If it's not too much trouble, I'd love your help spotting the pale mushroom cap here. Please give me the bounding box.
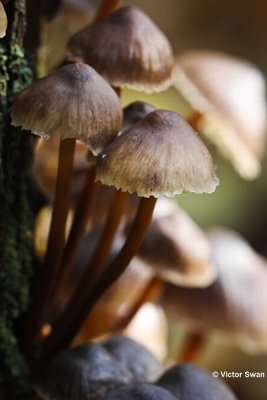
[161,229,267,353]
[11,62,122,155]
[68,5,174,92]
[174,50,267,179]
[139,205,216,287]
[0,2,7,39]
[96,110,219,198]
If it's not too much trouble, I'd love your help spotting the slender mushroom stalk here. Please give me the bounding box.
[41,109,218,361]
[111,276,162,333]
[178,331,206,363]
[48,166,99,309]
[51,102,155,313]
[94,0,122,21]
[0,1,7,38]
[41,196,156,362]
[11,62,122,361]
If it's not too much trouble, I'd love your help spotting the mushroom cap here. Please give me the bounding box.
[102,335,162,382]
[174,50,267,179]
[102,383,177,400]
[122,101,156,132]
[96,110,219,198]
[161,229,267,353]
[0,2,7,38]
[11,62,122,155]
[34,342,133,400]
[157,363,237,400]
[139,204,216,287]
[68,5,174,92]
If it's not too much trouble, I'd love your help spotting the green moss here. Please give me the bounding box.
[0,0,35,398]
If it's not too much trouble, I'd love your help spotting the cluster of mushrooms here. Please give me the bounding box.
[7,1,267,399]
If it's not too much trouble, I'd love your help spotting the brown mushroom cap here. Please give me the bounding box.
[68,5,174,92]
[139,202,216,287]
[174,50,267,179]
[0,2,7,39]
[96,110,219,198]
[161,229,267,353]
[11,62,122,155]
[122,101,156,132]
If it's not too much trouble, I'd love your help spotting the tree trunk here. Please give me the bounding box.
[0,0,35,398]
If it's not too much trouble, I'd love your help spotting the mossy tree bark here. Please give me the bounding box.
[0,1,35,398]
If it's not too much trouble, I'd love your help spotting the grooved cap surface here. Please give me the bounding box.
[96,110,219,198]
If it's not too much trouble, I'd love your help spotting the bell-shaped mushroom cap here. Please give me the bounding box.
[11,62,122,155]
[96,110,219,198]
[122,101,156,132]
[34,342,133,400]
[68,5,174,92]
[102,335,162,382]
[161,229,267,353]
[139,202,216,287]
[174,50,267,179]
[0,2,7,38]
[157,363,237,400]
[102,383,177,400]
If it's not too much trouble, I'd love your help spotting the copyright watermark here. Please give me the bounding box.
[212,371,265,379]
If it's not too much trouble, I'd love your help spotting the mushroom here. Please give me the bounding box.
[41,109,218,360]
[161,228,267,353]
[157,363,237,400]
[54,101,155,299]
[0,1,7,38]
[34,342,133,400]
[173,50,267,179]
[102,335,162,382]
[138,202,216,287]
[102,384,177,400]
[97,110,218,197]
[11,62,122,355]
[67,5,174,92]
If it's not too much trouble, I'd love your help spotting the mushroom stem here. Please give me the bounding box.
[48,166,99,312]
[41,196,156,361]
[94,0,122,21]
[112,276,163,333]
[25,138,76,360]
[186,111,203,131]
[178,331,206,363]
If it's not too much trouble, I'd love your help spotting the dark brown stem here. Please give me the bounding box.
[41,196,156,361]
[178,331,206,363]
[112,276,163,332]
[48,166,99,312]
[94,0,122,21]
[24,138,76,361]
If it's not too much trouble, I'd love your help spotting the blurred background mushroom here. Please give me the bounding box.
[0,1,7,38]
[173,50,267,180]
